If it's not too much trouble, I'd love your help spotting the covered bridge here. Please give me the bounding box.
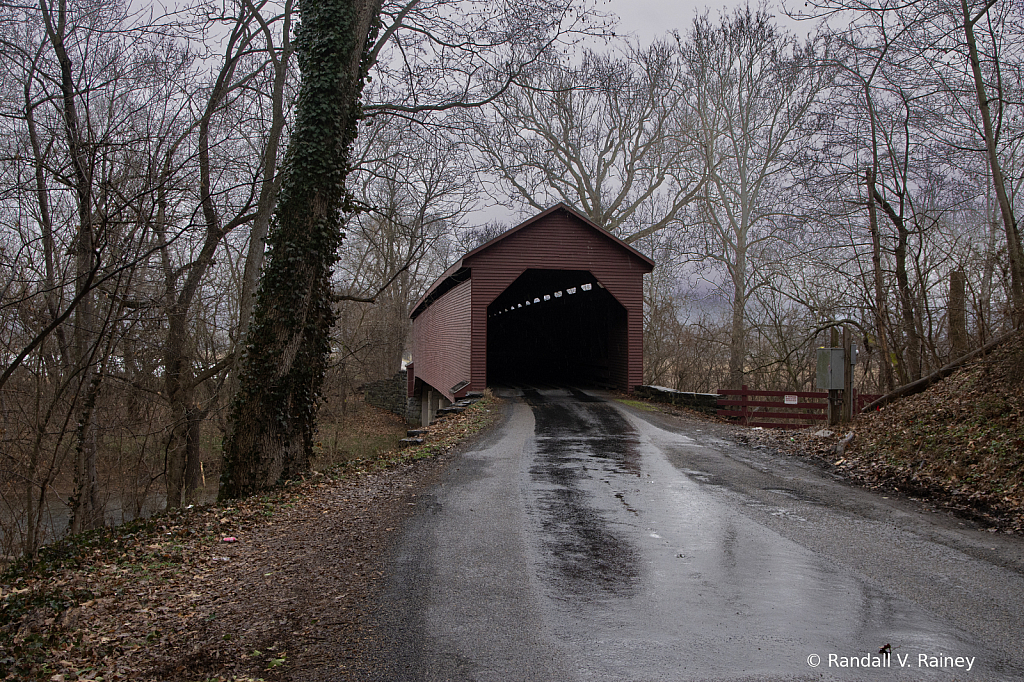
[407,203,654,422]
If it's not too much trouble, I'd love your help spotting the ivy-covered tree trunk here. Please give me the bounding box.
[220,0,382,499]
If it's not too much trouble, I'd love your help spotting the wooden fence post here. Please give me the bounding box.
[741,384,749,425]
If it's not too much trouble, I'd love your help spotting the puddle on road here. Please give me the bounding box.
[760,487,823,505]
[678,468,726,487]
[524,389,642,598]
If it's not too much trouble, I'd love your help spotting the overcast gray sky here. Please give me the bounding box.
[606,0,810,41]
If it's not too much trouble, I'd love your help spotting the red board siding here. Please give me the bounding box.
[411,278,472,402]
[464,210,649,392]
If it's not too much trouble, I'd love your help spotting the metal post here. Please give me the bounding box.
[828,328,841,426]
[842,326,853,424]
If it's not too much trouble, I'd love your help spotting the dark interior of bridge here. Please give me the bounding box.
[487,269,628,388]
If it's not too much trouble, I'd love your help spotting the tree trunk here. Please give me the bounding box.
[893,216,921,382]
[221,0,384,499]
[164,308,204,509]
[71,369,101,534]
[865,168,894,392]
[40,0,103,533]
[728,256,747,389]
[872,187,921,383]
[961,0,1024,326]
[949,269,968,358]
[231,0,293,388]
[978,207,999,343]
[160,57,228,508]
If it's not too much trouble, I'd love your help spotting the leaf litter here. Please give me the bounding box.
[748,331,1024,534]
[1,395,501,681]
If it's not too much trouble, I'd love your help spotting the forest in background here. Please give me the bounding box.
[2,0,1022,556]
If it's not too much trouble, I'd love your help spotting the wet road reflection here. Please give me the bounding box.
[517,388,1024,681]
[524,388,641,596]
[381,387,1024,681]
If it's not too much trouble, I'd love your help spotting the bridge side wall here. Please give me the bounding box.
[410,278,472,403]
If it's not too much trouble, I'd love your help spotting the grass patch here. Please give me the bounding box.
[314,397,409,468]
[328,392,502,474]
[616,398,658,412]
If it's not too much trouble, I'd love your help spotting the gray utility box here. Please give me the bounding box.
[816,348,845,390]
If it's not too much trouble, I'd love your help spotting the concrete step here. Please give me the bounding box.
[400,438,424,447]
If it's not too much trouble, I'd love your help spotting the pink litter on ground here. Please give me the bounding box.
[222,536,237,543]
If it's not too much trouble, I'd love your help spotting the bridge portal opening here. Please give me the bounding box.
[487,269,628,388]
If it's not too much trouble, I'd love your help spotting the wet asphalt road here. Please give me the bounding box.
[373,388,1024,681]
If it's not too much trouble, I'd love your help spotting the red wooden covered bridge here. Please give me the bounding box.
[407,203,654,423]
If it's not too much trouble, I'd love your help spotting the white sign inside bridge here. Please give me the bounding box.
[784,394,798,405]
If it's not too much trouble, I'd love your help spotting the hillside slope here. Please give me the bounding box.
[756,331,1024,534]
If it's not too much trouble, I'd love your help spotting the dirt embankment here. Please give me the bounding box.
[747,332,1024,534]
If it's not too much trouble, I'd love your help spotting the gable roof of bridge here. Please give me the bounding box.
[410,202,654,319]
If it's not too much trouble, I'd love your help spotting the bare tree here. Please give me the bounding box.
[0,0,195,542]
[794,0,1024,329]
[157,0,298,508]
[958,0,1024,324]
[788,0,1024,397]
[334,120,474,388]
[465,40,705,242]
[365,0,612,116]
[679,5,829,388]
[0,0,305,556]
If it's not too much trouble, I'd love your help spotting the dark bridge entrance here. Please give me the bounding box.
[487,270,627,387]
[408,203,653,423]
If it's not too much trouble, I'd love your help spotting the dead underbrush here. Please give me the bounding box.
[0,395,501,681]
[313,397,410,469]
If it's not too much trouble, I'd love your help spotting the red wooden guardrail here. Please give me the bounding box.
[717,385,881,429]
